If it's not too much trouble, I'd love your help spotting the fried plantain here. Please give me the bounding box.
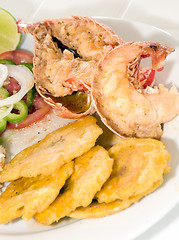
[95,138,170,203]
[0,162,74,224]
[69,197,140,219]
[35,145,113,225]
[0,116,102,182]
[69,166,166,218]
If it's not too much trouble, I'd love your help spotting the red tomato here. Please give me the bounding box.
[0,50,33,64]
[7,96,51,129]
[4,77,21,94]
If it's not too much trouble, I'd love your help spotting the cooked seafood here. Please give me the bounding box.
[95,138,170,203]
[18,16,124,118]
[0,162,74,224]
[92,41,179,138]
[35,145,113,225]
[0,116,103,182]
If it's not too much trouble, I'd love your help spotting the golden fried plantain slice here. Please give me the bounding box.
[69,198,139,219]
[69,177,164,218]
[95,138,170,203]
[0,162,74,224]
[0,116,102,182]
[35,145,113,225]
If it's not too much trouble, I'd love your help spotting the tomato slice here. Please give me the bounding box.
[7,95,51,129]
[0,50,33,64]
[0,50,50,130]
[4,77,21,94]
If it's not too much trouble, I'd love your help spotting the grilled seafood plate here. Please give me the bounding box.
[18,16,124,118]
[92,41,179,139]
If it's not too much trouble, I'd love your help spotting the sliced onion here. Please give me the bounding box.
[0,65,34,107]
[0,105,13,119]
[0,64,8,87]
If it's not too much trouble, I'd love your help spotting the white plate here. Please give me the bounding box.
[0,16,179,240]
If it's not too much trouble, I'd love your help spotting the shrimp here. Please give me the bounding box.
[92,41,178,139]
[18,16,124,118]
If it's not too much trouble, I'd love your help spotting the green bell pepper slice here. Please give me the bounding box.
[0,118,7,133]
[26,87,35,109]
[0,87,10,99]
[6,100,28,123]
[20,62,33,72]
[0,59,16,65]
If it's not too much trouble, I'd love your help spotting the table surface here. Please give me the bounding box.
[0,0,179,239]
